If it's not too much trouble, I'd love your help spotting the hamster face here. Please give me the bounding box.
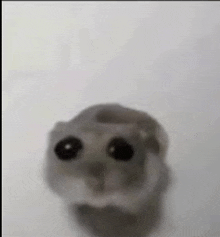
[45,104,169,213]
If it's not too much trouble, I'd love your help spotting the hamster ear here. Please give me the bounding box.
[49,122,66,138]
[145,136,160,155]
[140,126,169,159]
[155,125,169,159]
[52,121,66,132]
[140,131,160,154]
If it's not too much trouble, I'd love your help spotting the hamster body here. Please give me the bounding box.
[45,104,171,237]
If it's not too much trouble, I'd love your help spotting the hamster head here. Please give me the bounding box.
[45,104,169,213]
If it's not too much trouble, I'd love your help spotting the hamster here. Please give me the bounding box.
[45,104,171,237]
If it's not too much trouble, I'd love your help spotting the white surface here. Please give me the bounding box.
[3,2,220,237]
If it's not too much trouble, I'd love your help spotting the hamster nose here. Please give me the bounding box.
[87,162,106,178]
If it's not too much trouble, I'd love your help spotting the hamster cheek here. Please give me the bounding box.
[61,177,89,205]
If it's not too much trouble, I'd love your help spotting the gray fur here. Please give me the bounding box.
[44,104,171,237]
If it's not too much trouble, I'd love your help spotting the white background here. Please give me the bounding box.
[3,2,220,237]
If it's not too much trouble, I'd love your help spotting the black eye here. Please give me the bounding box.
[54,136,83,160]
[107,137,134,161]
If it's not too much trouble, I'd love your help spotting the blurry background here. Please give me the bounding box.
[2,2,220,237]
